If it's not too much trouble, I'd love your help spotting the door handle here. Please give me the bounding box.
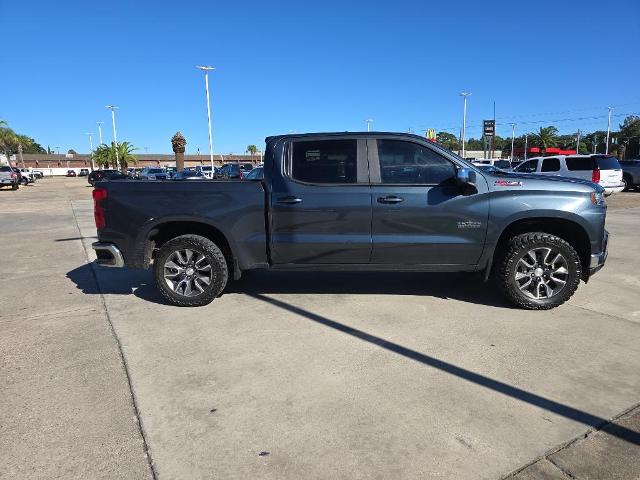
[377,195,404,204]
[276,196,302,204]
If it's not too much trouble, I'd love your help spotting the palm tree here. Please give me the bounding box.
[246,144,258,160]
[0,124,17,166]
[93,142,138,171]
[532,126,559,150]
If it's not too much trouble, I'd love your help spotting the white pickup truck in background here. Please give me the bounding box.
[0,166,19,190]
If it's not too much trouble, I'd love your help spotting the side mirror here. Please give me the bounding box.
[456,167,475,186]
[456,167,477,195]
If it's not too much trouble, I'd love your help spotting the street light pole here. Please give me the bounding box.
[105,105,119,169]
[96,122,104,145]
[509,123,517,161]
[576,129,581,154]
[460,92,471,158]
[85,133,95,170]
[365,118,373,132]
[605,106,613,154]
[196,66,216,176]
[524,134,528,161]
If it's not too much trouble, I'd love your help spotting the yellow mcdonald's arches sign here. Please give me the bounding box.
[426,129,436,141]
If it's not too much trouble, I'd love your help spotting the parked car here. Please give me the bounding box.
[165,166,177,179]
[172,170,205,180]
[14,167,34,185]
[513,154,624,195]
[32,170,44,179]
[620,159,640,191]
[88,169,124,186]
[194,165,215,179]
[244,165,264,180]
[473,159,513,170]
[79,168,90,177]
[92,132,608,310]
[140,167,167,180]
[217,163,252,179]
[66,170,77,177]
[0,165,19,190]
[19,168,37,183]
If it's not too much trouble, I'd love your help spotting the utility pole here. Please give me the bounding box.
[509,123,517,161]
[96,122,104,145]
[605,106,613,154]
[460,92,471,158]
[105,105,119,169]
[524,134,528,161]
[365,118,373,132]
[576,129,581,154]
[593,135,598,154]
[85,133,95,170]
[196,66,216,176]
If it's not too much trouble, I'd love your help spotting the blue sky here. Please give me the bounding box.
[2,0,639,154]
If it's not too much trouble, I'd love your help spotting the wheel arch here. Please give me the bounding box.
[141,218,239,280]
[486,216,591,281]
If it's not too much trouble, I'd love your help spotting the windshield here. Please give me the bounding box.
[595,155,621,170]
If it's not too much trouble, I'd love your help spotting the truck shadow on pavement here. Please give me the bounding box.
[66,263,512,308]
[65,262,640,447]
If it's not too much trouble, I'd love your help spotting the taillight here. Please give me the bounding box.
[10,172,16,179]
[92,187,107,229]
[592,168,601,183]
[239,171,245,180]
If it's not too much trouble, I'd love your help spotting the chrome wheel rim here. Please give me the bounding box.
[515,247,568,300]
[163,249,212,297]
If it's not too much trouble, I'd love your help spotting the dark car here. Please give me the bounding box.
[243,166,264,180]
[88,169,124,186]
[217,163,253,179]
[79,168,90,177]
[66,170,77,177]
[92,132,609,311]
[620,159,640,191]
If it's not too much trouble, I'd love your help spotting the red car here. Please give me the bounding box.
[66,170,77,177]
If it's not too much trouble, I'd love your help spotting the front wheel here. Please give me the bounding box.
[153,234,228,307]
[495,232,582,310]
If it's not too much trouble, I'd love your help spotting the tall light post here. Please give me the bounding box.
[365,118,373,132]
[85,133,95,170]
[509,123,517,161]
[524,134,529,161]
[196,65,216,175]
[96,122,104,145]
[605,106,613,154]
[459,92,471,158]
[105,105,119,169]
[576,129,581,153]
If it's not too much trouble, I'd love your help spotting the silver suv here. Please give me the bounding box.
[514,154,624,195]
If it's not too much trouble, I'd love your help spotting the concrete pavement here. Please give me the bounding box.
[2,177,640,479]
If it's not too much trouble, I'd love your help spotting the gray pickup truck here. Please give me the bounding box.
[92,132,608,310]
[0,166,19,190]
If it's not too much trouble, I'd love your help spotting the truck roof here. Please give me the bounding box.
[266,131,430,142]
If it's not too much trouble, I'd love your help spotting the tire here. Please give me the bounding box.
[21,177,28,186]
[153,234,228,307]
[622,175,631,192]
[495,232,582,310]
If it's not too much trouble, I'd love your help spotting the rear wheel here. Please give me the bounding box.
[622,175,631,191]
[153,234,228,307]
[21,177,28,186]
[495,232,582,310]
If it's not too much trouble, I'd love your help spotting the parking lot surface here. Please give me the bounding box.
[2,178,640,479]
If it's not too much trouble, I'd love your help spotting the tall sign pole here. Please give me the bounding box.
[196,66,216,176]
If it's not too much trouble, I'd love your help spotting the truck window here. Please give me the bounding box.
[376,140,455,184]
[541,158,560,172]
[291,140,357,184]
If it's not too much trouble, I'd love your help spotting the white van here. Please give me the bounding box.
[513,154,624,195]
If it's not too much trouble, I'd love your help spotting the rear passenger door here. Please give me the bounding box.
[269,137,372,264]
[368,137,489,265]
[540,157,561,176]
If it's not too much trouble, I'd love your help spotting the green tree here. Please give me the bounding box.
[436,131,459,151]
[92,141,138,171]
[0,125,17,165]
[246,144,258,158]
[531,126,559,150]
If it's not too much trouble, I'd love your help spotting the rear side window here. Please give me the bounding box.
[595,156,621,170]
[541,158,560,172]
[377,139,455,184]
[292,140,357,184]
[0,166,11,172]
[565,157,594,171]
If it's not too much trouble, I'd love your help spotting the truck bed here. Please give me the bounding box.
[96,180,268,270]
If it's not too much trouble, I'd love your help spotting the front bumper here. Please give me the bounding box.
[92,242,125,267]
[589,229,608,275]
